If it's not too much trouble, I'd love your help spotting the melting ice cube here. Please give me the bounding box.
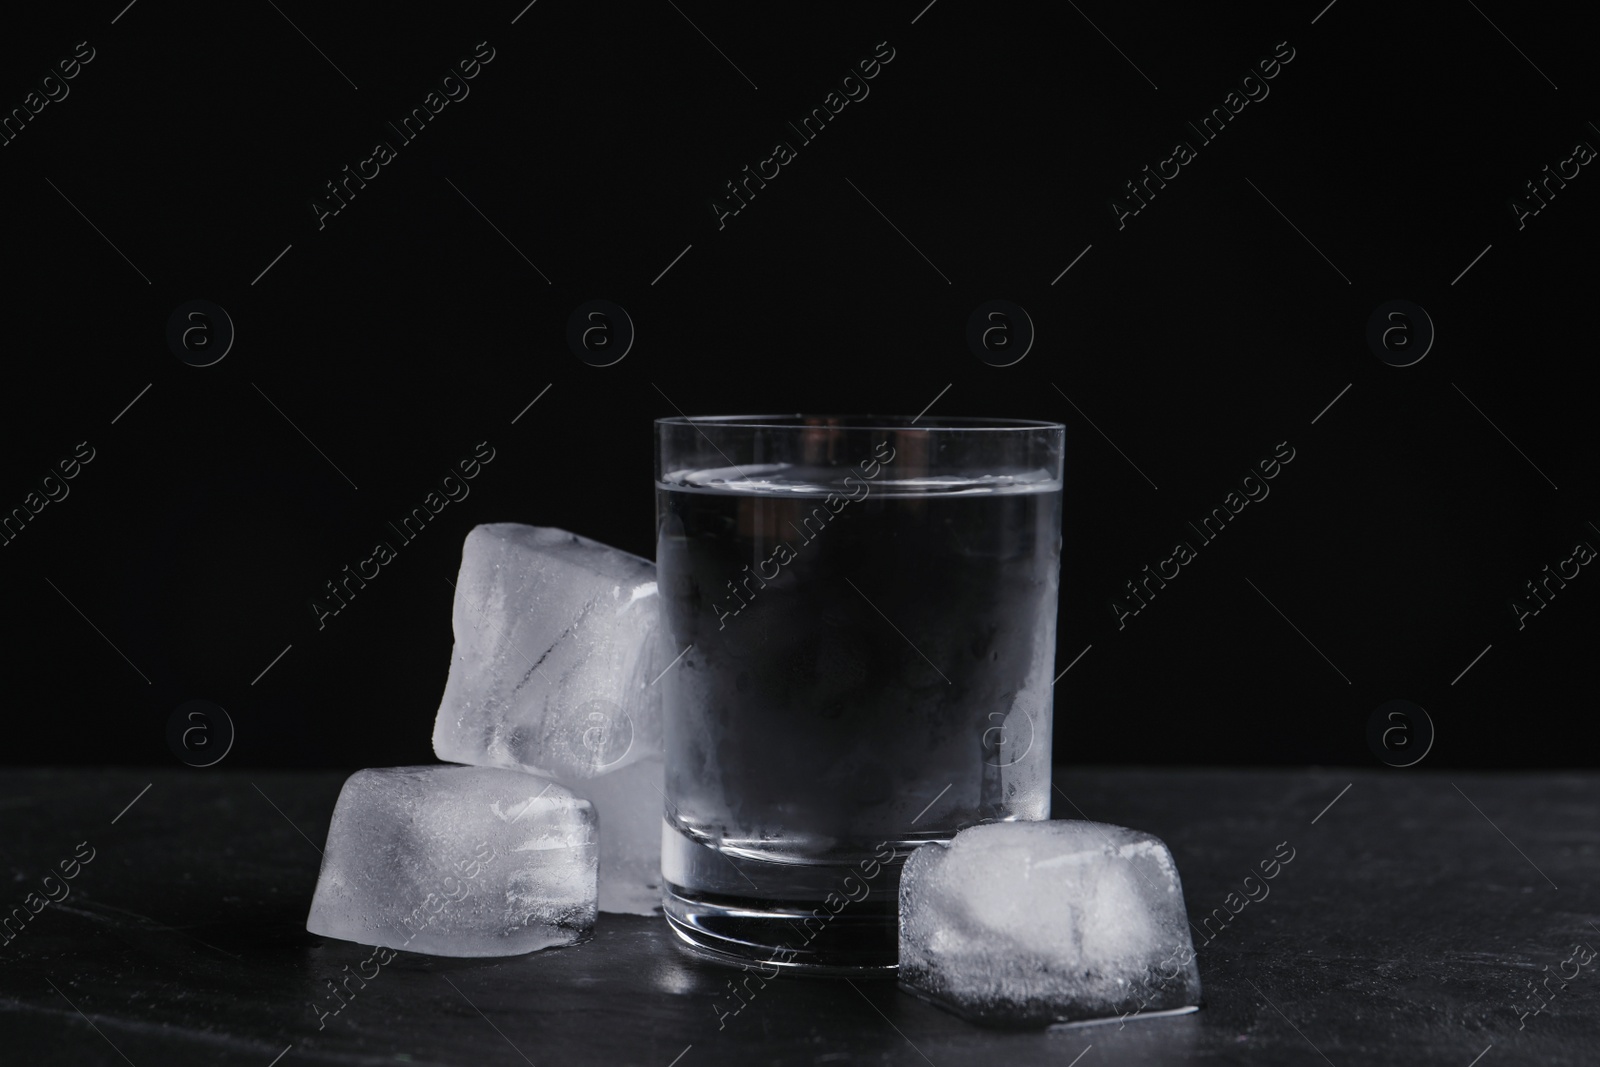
[432,524,665,781]
[306,765,596,957]
[898,820,1202,1026]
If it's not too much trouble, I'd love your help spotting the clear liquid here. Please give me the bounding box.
[655,464,1061,968]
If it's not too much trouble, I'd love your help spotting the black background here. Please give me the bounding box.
[1,0,1594,769]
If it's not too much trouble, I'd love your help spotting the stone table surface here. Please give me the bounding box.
[0,767,1596,1066]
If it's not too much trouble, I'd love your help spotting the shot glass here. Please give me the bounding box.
[655,415,1064,972]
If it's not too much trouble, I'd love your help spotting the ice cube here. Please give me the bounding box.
[564,757,664,915]
[306,765,596,957]
[898,820,1202,1027]
[432,524,665,781]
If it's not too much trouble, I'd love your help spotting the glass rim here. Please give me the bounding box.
[654,414,1064,432]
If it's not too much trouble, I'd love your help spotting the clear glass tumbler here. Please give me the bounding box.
[655,415,1064,972]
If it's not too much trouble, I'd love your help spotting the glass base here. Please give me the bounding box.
[660,822,907,974]
[663,887,899,974]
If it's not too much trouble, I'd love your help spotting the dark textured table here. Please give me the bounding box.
[1,767,1595,1065]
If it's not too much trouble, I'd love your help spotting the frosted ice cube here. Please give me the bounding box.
[433,524,665,781]
[564,757,664,915]
[898,820,1201,1027]
[306,765,596,957]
